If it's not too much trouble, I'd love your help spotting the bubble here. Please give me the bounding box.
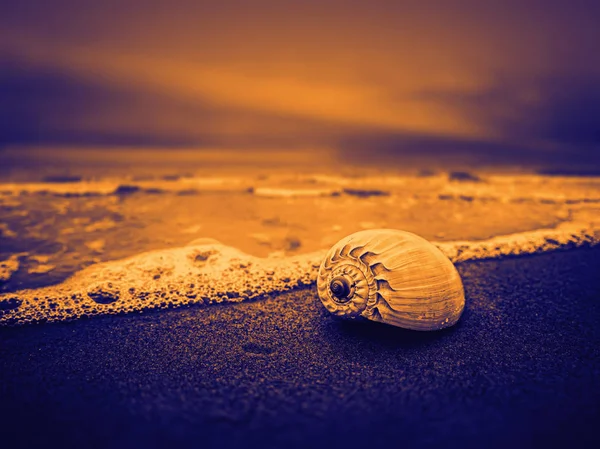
[87,282,120,304]
[0,297,21,311]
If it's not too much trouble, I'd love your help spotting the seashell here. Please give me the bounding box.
[317,229,465,331]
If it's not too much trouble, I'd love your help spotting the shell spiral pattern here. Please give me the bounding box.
[317,229,465,331]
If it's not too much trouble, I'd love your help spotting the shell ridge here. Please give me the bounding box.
[369,262,392,277]
[349,245,366,260]
[366,295,423,329]
[373,296,458,330]
[359,251,386,266]
[339,243,354,258]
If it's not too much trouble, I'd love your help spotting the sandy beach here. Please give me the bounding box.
[3,2,600,447]
[2,248,600,448]
[1,152,599,449]
[2,167,600,449]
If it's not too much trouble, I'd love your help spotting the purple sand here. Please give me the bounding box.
[1,248,600,448]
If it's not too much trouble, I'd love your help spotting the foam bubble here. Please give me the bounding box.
[436,214,600,263]
[0,242,323,326]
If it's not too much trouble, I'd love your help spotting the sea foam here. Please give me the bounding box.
[1,209,598,326]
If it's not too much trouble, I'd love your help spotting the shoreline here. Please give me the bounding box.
[1,215,599,326]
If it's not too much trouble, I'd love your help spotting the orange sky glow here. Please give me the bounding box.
[1,0,599,169]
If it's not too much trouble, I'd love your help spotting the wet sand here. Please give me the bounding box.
[3,172,594,287]
[2,248,600,449]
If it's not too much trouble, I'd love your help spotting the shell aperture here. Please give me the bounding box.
[317,229,465,331]
[329,276,353,302]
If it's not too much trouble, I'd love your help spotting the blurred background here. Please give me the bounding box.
[1,0,599,176]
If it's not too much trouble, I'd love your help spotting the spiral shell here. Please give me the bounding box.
[317,229,465,331]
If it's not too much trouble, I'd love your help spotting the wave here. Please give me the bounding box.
[0,177,254,196]
[1,212,598,326]
[1,174,600,206]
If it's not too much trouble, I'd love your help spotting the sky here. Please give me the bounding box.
[1,0,599,170]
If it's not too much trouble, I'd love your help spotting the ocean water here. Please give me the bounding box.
[1,148,599,325]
